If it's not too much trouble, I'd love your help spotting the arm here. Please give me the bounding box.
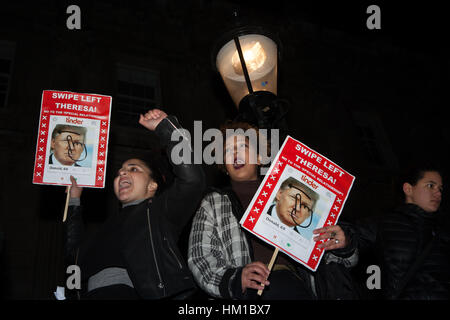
[350,217,379,254]
[313,216,381,267]
[313,222,359,268]
[188,197,235,298]
[378,215,418,299]
[188,195,269,299]
[140,110,206,234]
[63,176,84,265]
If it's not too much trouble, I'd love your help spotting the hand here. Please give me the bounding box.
[313,225,347,251]
[241,261,270,293]
[67,175,83,199]
[139,109,168,131]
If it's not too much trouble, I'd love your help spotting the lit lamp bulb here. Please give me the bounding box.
[231,41,267,75]
[215,34,278,107]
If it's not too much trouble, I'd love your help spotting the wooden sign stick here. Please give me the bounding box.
[63,186,71,222]
[257,247,279,296]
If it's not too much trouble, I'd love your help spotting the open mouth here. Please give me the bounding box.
[119,179,131,192]
[233,158,245,170]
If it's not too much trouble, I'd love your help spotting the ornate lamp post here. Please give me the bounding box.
[213,18,288,132]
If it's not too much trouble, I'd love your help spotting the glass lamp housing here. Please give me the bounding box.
[216,34,278,108]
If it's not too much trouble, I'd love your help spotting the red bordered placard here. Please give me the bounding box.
[32,90,112,188]
[240,136,355,271]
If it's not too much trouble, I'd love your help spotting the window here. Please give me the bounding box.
[115,64,162,127]
[351,110,397,169]
[0,41,15,109]
[356,123,384,166]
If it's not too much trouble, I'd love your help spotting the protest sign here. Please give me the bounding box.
[240,136,355,271]
[32,90,112,188]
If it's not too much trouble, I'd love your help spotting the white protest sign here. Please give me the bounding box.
[240,136,355,271]
[33,90,112,188]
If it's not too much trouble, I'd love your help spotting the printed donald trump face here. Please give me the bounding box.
[275,177,319,228]
[50,125,86,166]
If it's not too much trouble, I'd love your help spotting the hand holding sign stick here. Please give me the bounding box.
[63,176,82,222]
[63,185,71,222]
[257,247,279,296]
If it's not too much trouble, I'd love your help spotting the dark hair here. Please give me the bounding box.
[400,162,443,187]
[139,157,167,196]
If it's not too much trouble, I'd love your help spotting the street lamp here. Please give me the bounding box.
[213,21,288,131]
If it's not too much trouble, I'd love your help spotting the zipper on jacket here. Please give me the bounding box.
[75,248,81,300]
[164,237,183,269]
[146,208,165,292]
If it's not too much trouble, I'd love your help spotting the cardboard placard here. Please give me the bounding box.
[32,90,112,188]
[240,136,355,271]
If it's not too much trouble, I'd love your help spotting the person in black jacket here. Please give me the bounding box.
[352,164,450,299]
[64,109,206,299]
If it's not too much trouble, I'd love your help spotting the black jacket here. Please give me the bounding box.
[352,204,450,299]
[64,116,206,299]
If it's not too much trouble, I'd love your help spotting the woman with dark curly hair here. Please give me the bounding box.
[188,121,356,300]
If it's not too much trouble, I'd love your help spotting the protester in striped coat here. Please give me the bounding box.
[188,121,359,300]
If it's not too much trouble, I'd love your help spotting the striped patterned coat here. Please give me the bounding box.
[188,189,359,299]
